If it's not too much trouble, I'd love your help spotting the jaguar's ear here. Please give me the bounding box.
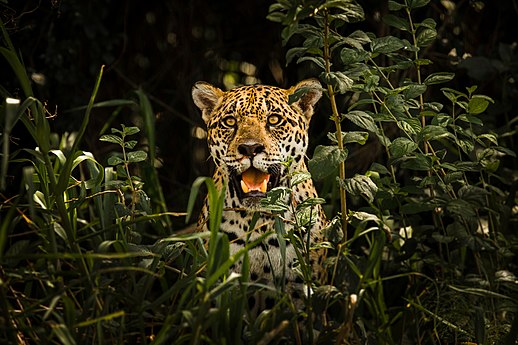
[287,78,322,120]
[192,81,224,124]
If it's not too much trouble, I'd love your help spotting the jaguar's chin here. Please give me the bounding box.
[230,164,281,201]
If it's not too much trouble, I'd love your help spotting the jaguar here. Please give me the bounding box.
[192,78,326,309]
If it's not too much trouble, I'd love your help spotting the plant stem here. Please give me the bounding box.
[323,10,348,239]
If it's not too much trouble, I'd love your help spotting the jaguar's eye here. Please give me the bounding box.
[221,116,237,128]
[267,114,283,126]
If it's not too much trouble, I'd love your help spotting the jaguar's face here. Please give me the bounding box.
[192,79,322,207]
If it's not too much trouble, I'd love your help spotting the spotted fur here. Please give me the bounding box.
[192,79,326,307]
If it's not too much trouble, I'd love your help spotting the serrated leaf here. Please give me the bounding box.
[127,151,147,163]
[390,137,418,158]
[343,110,377,132]
[345,174,378,203]
[308,145,347,180]
[424,72,455,85]
[100,134,123,146]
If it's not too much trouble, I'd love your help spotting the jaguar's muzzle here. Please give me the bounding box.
[231,164,281,200]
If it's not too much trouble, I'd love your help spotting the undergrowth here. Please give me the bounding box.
[1,1,517,344]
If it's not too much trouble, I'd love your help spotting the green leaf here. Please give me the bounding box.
[418,18,437,29]
[402,83,427,99]
[107,156,125,166]
[286,47,307,64]
[343,110,377,133]
[390,137,418,158]
[328,131,368,145]
[468,96,492,114]
[123,126,140,136]
[371,36,406,53]
[308,145,347,180]
[383,14,410,31]
[418,125,454,143]
[424,72,455,85]
[124,140,137,149]
[408,0,430,9]
[100,134,123,146]
[325,71,353,93]
[127,150,147,163]
[343,131,369,145]
[400,153,432,171]
[458,185,490,207]
[345,174,378,203]
[291,171,311,186]
[397,118,421,135]
[416,28,437,47]
[447,199,477,218]
[400,202,434,214]
[344,30,372,49]
[340,47,370,65]
[388,1,406,11]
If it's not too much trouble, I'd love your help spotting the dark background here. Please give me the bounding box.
[2,0,517,226]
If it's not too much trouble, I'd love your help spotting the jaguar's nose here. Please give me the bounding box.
[238,143,265,157]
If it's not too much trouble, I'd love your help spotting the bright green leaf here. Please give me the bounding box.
[468,96,492,114]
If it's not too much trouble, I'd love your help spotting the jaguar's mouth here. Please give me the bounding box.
[231,165,281,199]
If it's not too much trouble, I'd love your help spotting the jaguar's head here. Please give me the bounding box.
[192,79,322,207]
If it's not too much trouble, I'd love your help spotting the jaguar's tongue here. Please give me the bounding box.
[240,168,270,194]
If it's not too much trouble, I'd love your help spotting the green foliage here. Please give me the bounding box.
[267,0,516,343]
